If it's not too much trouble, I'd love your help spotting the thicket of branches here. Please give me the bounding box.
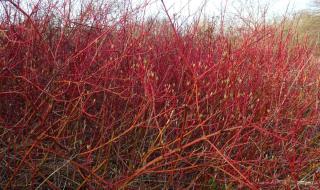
[0,0,319,189]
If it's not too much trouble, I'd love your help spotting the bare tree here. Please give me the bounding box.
[312,0,320,12]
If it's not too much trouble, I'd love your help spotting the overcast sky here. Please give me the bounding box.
[139,0,312,19]
[267,0,311,14]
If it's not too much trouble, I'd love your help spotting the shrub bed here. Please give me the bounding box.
[0,1,319,189]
